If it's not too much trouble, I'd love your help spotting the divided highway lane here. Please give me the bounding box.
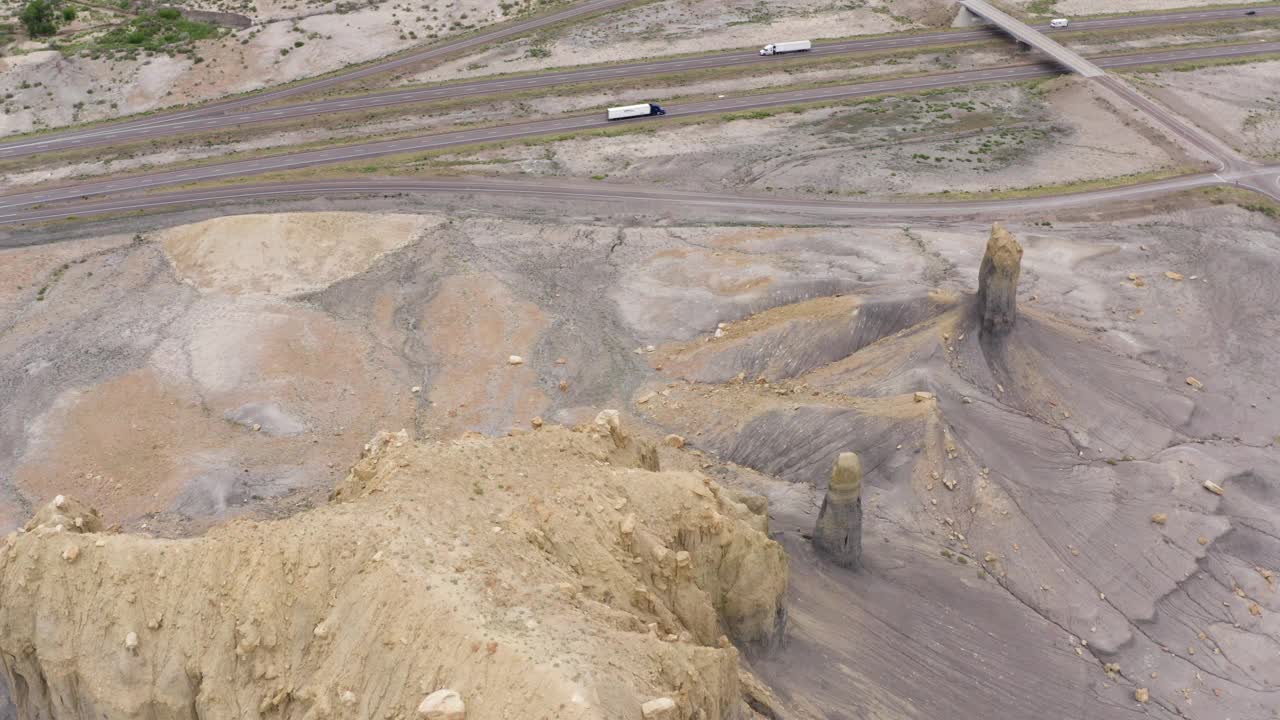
[3,41,1278,217]
[3,167,1276,229]
[2,4,1277,160]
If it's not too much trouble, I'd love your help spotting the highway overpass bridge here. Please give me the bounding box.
[958,0,1106,77]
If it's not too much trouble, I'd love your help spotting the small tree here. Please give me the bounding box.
[19,0,58,37]
[61,6,77,22]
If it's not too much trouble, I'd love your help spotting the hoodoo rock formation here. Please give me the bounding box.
[812,452,863,569]
[975,222,1024,337]
[0,422,788,720]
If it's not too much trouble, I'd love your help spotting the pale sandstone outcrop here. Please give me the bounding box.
[976,222,1024,337]
[813,452,863,570]
[0,423,787,720]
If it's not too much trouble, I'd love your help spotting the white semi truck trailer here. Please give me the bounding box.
[759,40,811,56]
[606,103,667,120]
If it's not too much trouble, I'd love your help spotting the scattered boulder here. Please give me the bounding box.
[664,434,686,449]
[976,222,1023,337]
[417,689,465,719]
[1165,271,1185,281]
[1134,688,1149,703]
[507,355,524,365]
[595,409,626,447]
[530,417,544,429]
[1151,513,1168,525]
[1203,480,1225,496]
[24,494,104,534]
[641,697,677,719]
[813,452,864,570]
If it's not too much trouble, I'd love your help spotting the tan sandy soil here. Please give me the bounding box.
[2,213,483,531]
[1132,59,1280,161]
[0,496,16,539]
[421,273,552,436]
[437,77,1185,196]
[157,211,437,295]
[14,295,419,528]
[406,0,945,84]
[0,231,131,319]
[15,368,234,523]
[609,225,930,340]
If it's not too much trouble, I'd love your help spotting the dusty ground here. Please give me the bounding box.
[0,213,441,535]
[427,77,1190,196]
[0,0,514,134]
[158,211,432,294]
[1132,59,1280,162]
[2,189,1279,719]
[405,0,951,84]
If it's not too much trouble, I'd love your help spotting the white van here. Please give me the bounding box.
[1049,18,1069,28]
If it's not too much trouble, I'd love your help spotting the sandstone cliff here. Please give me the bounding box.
[0,423,788,720]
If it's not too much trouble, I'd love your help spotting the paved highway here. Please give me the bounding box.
[2,40,1276,219]
[2,166,1277,230]
[1,5,1276,160]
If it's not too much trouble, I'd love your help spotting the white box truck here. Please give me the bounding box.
[1049,18,1069,28]
[759,40,811,56]
[606,103,667,121]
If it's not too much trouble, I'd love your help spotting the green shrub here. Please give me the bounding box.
[90,10,222,55]
[19,0,58,37]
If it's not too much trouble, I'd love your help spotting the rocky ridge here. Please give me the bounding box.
[0,420,788,720]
